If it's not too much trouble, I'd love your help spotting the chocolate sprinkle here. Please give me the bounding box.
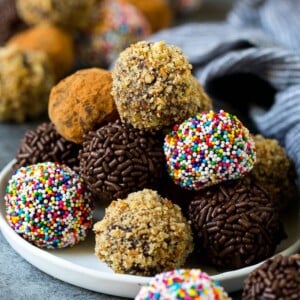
[188,177,286,269]
[79,120,165,201]
[242,254,300,299]
[14,122,81,170]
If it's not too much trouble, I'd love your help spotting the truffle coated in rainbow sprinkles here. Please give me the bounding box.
[135,269,230,300]
[5,162,94,249]
[164,110,256,190]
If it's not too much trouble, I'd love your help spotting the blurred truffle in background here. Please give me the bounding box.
[16,0,96,30]
[75,0,151,69]
[126,0,173,32]
[0,46,55,123]
[0,0,27,45]
[7,24,75,79]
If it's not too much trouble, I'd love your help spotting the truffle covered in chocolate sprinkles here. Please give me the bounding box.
[242,254,300,300]
[188,177,286,269]
[14,122,81,170]
[79,120,165,202]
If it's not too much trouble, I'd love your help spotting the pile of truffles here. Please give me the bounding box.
[4,40,298,293]
[0,0,177,123]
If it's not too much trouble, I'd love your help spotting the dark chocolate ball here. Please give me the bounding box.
[242,254,300,300]
[188,177,286,269]
[14,122,81,170]
[79,120,165,202]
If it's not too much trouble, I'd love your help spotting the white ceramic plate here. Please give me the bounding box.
[0,160,300,298]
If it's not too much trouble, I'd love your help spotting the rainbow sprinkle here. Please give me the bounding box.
[164,110,256,190]
[135,269,230,299]
[5,162,94,249]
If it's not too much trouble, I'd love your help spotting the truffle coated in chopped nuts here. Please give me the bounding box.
[188,177,286,269]
[0,46,55,122]
[250,134,298,211]
[242,254,300,300]
[94,189,194,276]
[111,40,212,130]
[48,68,118,144]
[16,0,96,30]
[7,24,75,79]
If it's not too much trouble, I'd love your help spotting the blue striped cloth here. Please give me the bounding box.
[149,0,300,184]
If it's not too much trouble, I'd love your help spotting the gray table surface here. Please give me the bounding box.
[0,1,241,299]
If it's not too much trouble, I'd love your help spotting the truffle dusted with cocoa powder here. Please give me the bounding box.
[111,40,212,130]
[14,122,81,171]
[242,254,300,300]
[79,120,165,202]
[188,177,286,269]
[94,189,194,275]
[49,68,118,144]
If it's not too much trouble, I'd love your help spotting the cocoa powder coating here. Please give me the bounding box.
[49,68,118,144]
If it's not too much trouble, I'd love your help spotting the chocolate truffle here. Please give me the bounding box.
[7,24,75,79]
[48,68,118,144]
[0,46,55,122]
[14,122,81,171]
[0,0,27,45]
[5,162,94,249]
[79,120,165,202]
[94,189,193,275]
[75,0,151,69]
[126,0,173,32]
[164,110,256,190]
[111,40,212,130]
[251,134,298,211]
[16,0,96,30]
[242,254,300,300]
[136,269,230,300]
[188,177,286,269]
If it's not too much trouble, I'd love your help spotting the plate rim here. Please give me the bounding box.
[1,159,300,297]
